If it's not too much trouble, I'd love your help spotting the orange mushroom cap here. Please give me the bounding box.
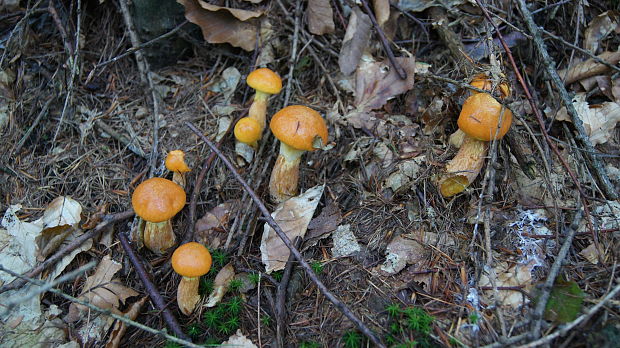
[131,178,186,223]
[165,150,191,173]
[470,73,511,99]
[171,242,212,278]
[234,117,262,144]
[247,68,282,95]
[457,93,512,141]
[270,105,328,151]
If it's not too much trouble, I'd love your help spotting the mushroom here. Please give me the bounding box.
[268,105,328,203]
[165,150,191,188]
[171,242,212,315]
[439,92,512,197]
[245,68,282,132]
[131,177,186,253]
[233,117,262,148]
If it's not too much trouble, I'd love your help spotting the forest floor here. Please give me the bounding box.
[1,0,620,347]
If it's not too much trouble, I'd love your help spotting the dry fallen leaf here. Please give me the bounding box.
[479,261,533,308]
[261,185,324,273]
[35,196,82,261]
[206,263,236,307]
[303,202,342,251]
[66,255,138,322]
[579,243,603,265]
[372,0,390,27]
[105,296,148,348]
[558,51,620,85]
[338,7,372,75]
[307,0,335,35]
[222,329,258,347]
[379,232,453,275]
[331,224,360,258]
[555,93,620,145]
[343,56,418,134]
[584,11,619,53]
[177,0,260,51]
[196,201,236,249]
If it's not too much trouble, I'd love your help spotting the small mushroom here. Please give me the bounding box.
[131,178,186,253]
[165,150,191,188]
[268,105,328,203]
[439,92,512,197]
[233,117,262,148]
[244,68,282,132]
[171,242,212,315]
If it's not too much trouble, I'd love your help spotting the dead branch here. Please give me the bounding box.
[117,231,190,341]
[514,0,618,200]
[0,210,134,294]
[186,121,386,348]
[0,264,202,348]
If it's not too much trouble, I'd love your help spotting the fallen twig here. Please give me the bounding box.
[0,261,96,317]
[117,231,190,341]
[0,210,134,294]
[118,0,160,176]
[359,0,407,79]
[186,122,385,347]
[514,0,617,200]
[0,265,202,348]
[516,277,620,348]
[275,237,302,348]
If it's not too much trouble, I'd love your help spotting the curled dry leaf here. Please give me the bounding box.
[584,11,620,53]
[343,56,419,134]
[260,185,324,273]
[105,296,148,348]
[307,0,335,35]
[66,255,138,322]
[555,93,620,145]
[338,7,372,75]
[558,51,620,85]
[378,232,454,275]
[206,263,235,307]
[35,196,82,261]
[195,201,235,249]
[177,0,261,51]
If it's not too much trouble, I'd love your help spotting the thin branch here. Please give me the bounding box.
[0,265,202,348]
[96,20,189,69]
[185,122,385,347]
[283,0,302,106]
[359,0,407,79]
[275,237,302,348]
[516,278,620,348]
[0,210,134,294]
[514,0,617,200]
[0,261,96,316]
[118,0,160,175]
[117,231,190,341]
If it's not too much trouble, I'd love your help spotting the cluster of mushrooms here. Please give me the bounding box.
[438,73,512,197]
[129,67,330,316]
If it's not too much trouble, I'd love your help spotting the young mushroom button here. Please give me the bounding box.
[131,177,186,253]
[171,242,212,316]
[268,105,328,203]
[245,68,282,132]
[165,150,191,188]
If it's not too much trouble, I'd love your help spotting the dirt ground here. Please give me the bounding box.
[1,0,620,347]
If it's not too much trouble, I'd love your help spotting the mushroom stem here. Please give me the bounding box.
[248,91,269,130]
[439,134,488,197]
[269,142,304,203]
[177,276,200,316]
[143,220,176,254]
[171,172,186,189]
